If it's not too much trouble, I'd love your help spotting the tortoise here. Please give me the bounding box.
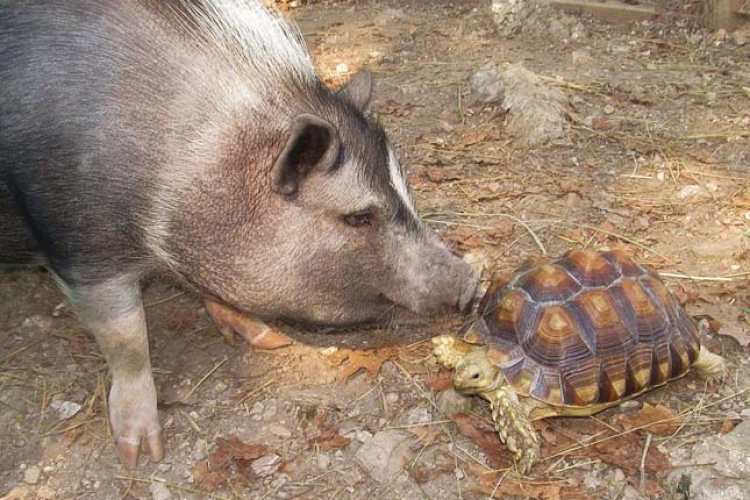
[432,249,726,474]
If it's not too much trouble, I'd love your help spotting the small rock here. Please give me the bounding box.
[614,468,625,482]
[356,429,373,443]
[470,63,505,103]
[355,430,412,483]
[0,486,33,500]
[439,120,455,133]
[268,425,292,438]
[335,63,349,74]
[149,482,172,500]
[692,235,746,260]
[405,406,431,426]
[23,466,41,485]
[676,185,705,200]
[35,485,56,500]
[317,453,331,469]
[603,104,615,115]
[252,454,282,477]
[571,50,592,65]
[583,471,601,489]
[436,389,474,415]
[50,400,82,421]
[732,31,747,46]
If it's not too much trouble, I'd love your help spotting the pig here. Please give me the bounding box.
[0,0,478,466]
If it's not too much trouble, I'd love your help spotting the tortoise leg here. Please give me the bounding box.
[486,386,541,475]
[692,345,726,380]
[431,335,479,369]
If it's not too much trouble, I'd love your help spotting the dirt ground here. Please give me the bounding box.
[1,0,749,499]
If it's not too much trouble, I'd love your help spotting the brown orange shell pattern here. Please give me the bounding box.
[475,250,701,407]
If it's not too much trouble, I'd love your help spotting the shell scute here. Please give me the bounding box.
[558,250,620,287]
[601,249,644,277]
[517,264,582,303]
[524,306,592,366]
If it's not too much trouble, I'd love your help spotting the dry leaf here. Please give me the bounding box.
[428,371,453,391]
[191,435,267,491]
[408,425,442,449]
[411,462,455,484]
[424,166,463,183]
[305,411,351,451]
[613,402,679,436]
[589,434,670,475]
[468,463,563,500]
[334,347,401,381]
[447,413,509,468]
[720,418,740,434]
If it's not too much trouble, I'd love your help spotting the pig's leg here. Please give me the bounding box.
[66,279,163,467]
[205,299,292,350]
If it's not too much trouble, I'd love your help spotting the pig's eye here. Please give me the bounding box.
[344,210,373,228]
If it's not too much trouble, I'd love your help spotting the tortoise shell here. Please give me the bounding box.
[469,249,701,408]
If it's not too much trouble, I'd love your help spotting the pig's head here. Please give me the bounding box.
[160,71,478,327]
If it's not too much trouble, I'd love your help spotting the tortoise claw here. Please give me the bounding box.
[432,335,475,369]
[488,386,541,476]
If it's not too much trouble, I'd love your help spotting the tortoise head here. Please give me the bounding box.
[454,350,502,394]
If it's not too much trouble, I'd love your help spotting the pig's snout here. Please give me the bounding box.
[451,257,481,313]
[396,248,480,317]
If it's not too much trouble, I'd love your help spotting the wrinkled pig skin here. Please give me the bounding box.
[0,0,478,466]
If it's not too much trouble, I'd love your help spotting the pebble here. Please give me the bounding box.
[51,400,82,421]
[603,104,615,115]
[36,485,56,500]
[23,465,41,485]
[405,406,431,426]
[614,469,625,482]
[149,482,172,500]
[268,425,292,438]
[252,454,282,477]
[335,63,349,74]
[676,185,705,200]
[356,429,373,443]
[41,466,55,474]
[317,453,331,469]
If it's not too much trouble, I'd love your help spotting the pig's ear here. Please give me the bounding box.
[271,114,341,196]
[337,70,373,112]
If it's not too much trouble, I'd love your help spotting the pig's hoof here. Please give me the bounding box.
[205,299,292,350]
[116,427,164,468]
[110,376,163,467]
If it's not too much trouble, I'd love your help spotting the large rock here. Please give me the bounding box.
[354,430,412,484]
[501,64,568,147]
[668,420,750,500]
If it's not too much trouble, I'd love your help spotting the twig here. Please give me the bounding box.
[114,476,231,500]
[143,291,186,308]
[639,433,653,495]
[186,356,228,398]
[658,272,747,282]
[487,470,509,500]
[0,339,45,365]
